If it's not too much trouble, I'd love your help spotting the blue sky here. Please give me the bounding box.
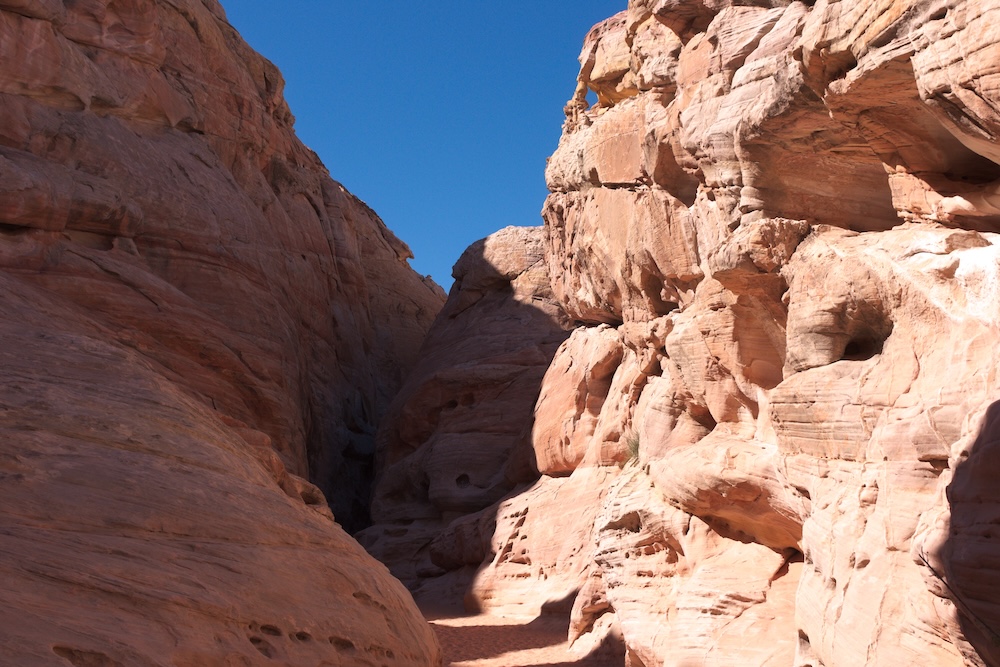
[223,2,622,289]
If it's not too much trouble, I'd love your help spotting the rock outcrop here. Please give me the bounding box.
[0,0,443,664]
[358,226,574,599]
[368,1,1000,665]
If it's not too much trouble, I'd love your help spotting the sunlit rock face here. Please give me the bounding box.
[0,0,445,664]
[370,1,1000,665]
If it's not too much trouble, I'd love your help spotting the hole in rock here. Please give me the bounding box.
[259,625,282,637]
[249,637,273,658]
[52,646,124,667]
[175,117,205,134]
[842,335,883,361]
[455,473,471,488]
[610,511,642,533]
[299,486,324,506]
[330,637,356,652]
[293,631,311,642]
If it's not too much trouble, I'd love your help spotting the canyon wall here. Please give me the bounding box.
[0,0,444,665]
[367,1,1000,665]
[359,225,574,599]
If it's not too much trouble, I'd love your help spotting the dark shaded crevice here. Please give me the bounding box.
[936,401,1000,665]
[0,222,35,235]
[841,336,883,361]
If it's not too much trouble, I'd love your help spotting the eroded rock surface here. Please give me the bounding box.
[358,226,573,594]
[0,0,443,664]
[369,1,1000,665]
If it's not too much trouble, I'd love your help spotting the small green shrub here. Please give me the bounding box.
[625,432,640,464]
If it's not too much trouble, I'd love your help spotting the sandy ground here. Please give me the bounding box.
[424,609,625,667]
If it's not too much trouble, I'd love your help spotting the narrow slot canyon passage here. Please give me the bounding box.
[5,0,1000,665]
[354,225,619,665]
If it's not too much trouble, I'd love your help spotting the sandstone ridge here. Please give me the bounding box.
[367,1,1000,665]
[0,0,444,665]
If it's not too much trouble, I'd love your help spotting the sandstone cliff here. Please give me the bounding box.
[0,0,444,664]
[358,226,574,598]
[366,1,1000,665]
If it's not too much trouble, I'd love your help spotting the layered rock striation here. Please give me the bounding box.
[358,226,574,599]
[367,1,1000,665]
[0,0,443,665]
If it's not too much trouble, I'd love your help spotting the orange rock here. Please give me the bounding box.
[359,226,572,589]
[0,0,443,664]
[370,1,1000,665]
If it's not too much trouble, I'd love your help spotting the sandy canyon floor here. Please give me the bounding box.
[426,609,621,667]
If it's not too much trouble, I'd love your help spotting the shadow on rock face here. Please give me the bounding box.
[942,401,1000,666]
[357,225,574,587]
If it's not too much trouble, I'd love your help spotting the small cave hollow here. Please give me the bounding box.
[836,296,894,364]
[842,336,884,361]
[840,317,892,362]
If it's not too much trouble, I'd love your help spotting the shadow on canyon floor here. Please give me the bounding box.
[427,611,624,667]
[363,228,632,661]
[429,615,566,663]
[941,400,1000,665]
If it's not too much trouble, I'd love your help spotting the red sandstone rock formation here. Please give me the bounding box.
[368,1,1000,665]
[0,0,444,664]
[358,226,573,598]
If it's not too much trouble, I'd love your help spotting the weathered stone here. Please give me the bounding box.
[0,0,445,663]
[370,2,1000,665]
[532,325,625,475]
[359,226,572,589]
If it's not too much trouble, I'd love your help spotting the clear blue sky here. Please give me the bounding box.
[223,2,622,289]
